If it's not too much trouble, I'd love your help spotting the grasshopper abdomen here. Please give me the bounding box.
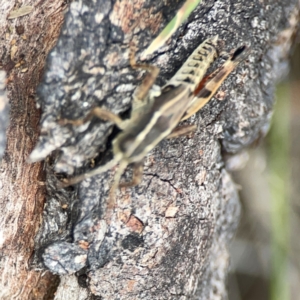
[167,37,218,90]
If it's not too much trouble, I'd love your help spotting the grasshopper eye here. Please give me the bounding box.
[121,139,134,152]
[117,134,135,154]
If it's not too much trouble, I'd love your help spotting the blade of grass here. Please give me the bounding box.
[141,0,202,59]
[268,83,290,300]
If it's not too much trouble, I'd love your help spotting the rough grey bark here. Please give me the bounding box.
[0,0,298,299]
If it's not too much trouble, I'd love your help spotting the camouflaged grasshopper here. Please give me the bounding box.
[59,37,247,202]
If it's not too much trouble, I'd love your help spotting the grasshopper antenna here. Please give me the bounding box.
[58,156,121,188]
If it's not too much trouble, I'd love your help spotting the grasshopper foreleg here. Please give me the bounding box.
[59,156,121,188]
[129,42,160,104]
[59,107,125,129]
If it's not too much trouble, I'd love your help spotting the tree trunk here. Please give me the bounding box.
[0,0,298,299]
[0,1,66,299]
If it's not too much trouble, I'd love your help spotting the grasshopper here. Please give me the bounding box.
[59,37,247,204]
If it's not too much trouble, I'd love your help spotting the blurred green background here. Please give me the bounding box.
[228,42,300,300]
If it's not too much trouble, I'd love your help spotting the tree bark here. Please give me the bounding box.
[0,0,299,299]
[0,1,66,299]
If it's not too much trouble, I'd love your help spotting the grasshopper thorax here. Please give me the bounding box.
[113,84,191,164]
